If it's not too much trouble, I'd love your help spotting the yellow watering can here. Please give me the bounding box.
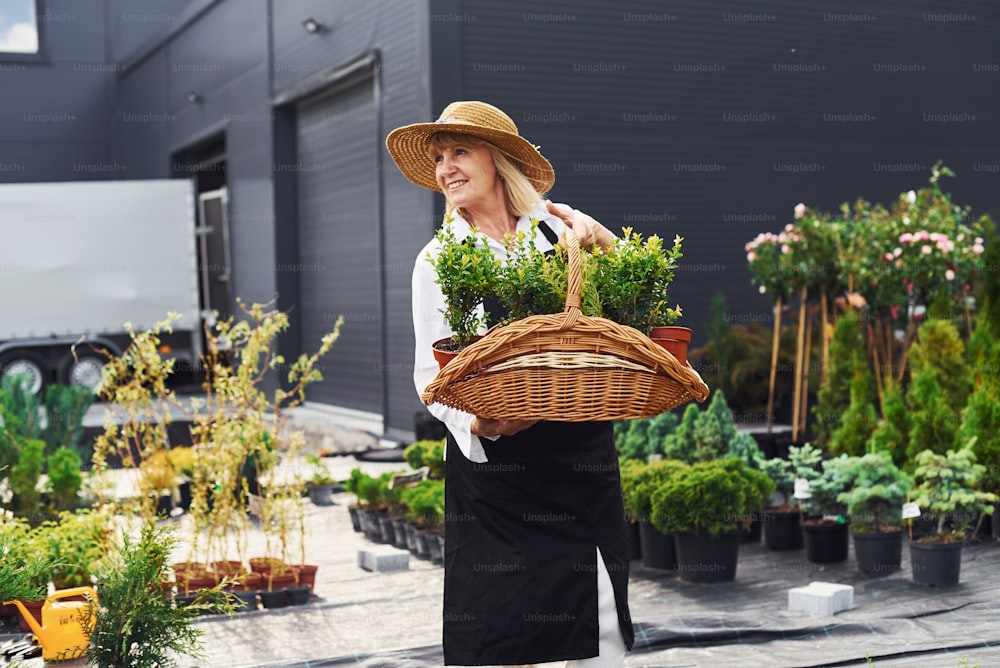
[5,586,98,661]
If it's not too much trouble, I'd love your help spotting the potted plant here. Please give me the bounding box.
[797,453,852,564]
[344,468,367,533]
[0,517,48,632]
[401,479,445,562]
[494,222,577,324]
[650,458,774,582]
[592,227,686,361]
[305,452,337,506]
[166,446,195,512]
[759,444,823,551]
[426,221,501,366]
[908,439,998,587]
[836,451,913,576]
[621,459,688,570]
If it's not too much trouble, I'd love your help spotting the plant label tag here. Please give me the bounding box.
[388,467,429,489]
[901,502,921,519]
[793,478,812,499]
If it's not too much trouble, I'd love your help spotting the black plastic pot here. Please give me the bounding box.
[404,522,418,552]
[627,519,642,560]
[392,519,409,548]
[177,480,192,512]
[411,526,430,559]
[852,529,903,576]
[348,506,362,533]
[378,515,397,545]
[910,539,965,587]
[231,589,259,612]
[740,518,763,544]
[308,484,335,506]
[673,530,740,583]
[427,531,444,563]
[259,588,289,609]
[763,509,804,551]
[802,520,849,564]
[361,510,384,542]
[287,584,310,606]
[638,520,676,570]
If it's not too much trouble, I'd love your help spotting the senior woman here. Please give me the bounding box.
[386,101,634,668]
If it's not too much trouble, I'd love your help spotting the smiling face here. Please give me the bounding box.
[430,135,504,211]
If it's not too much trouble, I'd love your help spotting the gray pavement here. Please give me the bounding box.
[4,455,1000,667]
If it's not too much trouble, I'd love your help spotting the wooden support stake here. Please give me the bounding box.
[792,285,808,441]
[767,296,782,435]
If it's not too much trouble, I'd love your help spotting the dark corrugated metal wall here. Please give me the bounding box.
[296,79,383,412]
[458,0,999,343]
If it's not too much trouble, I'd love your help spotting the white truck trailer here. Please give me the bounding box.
[0,179,204,394]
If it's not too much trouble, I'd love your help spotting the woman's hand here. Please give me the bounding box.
[545,200,616,250]
[471,416,537,437]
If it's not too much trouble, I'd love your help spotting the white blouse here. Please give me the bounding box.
[411,203,569,462]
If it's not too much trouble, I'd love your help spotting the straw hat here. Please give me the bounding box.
[385,101,555,194]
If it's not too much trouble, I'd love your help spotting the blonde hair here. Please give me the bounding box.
[428,132,543,221]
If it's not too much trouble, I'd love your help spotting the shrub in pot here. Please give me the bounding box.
[592,226,683,337]
[403,438,446,479]
[306,453,337,506]
[758,443,822,551]
[650,458,774,582]
[620,459,687,570]
[426,221,501,361]
[908,439,998,587]
[796,452,852,564]
[835,451,913,576]
[402,479,445,561]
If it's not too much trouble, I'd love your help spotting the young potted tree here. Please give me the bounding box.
[836,451,913,576]
[759,444,822,551]
[649,458,774,582]
[908,439,998,586]
[426,221,501,367]
[592,227,687,362]
[797,453,852,564]
[305,452,338,506]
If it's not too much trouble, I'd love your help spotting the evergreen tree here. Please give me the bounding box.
[905,319,970,463]
[830,369,879,456]
[958,381,1000,496]
[813,314,869,449]
[645,411,678,459]
[662,403,699,461]
[870,381,910,465]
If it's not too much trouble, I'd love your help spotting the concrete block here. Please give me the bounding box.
[358,545,410,573]
[788,581,854,616]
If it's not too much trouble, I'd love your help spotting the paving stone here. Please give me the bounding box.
[788,581,854,615]
[358,545,410,572]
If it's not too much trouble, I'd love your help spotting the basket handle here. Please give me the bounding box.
[558,228,581,332]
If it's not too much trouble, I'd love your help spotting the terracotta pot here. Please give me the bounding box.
[431,336,481,370]
[172,561,208,575]
[265,571,296,592]
[248,557,285,576]
[177,572,219,595]
[649,326,692,366]
[211,560,246,581]
[230,571,263,592]
[293,564,318,593]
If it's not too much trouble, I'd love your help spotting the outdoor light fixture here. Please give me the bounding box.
[185,91,202,104]
[301,17,325,33]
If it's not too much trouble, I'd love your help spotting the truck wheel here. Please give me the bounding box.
[0,351,47,395]
[58,352,107,391]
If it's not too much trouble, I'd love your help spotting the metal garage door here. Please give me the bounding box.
[295,78,382,412]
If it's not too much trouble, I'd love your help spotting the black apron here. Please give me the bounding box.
[442,221,634,666]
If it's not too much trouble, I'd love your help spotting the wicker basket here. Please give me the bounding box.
[421,229,710,421]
